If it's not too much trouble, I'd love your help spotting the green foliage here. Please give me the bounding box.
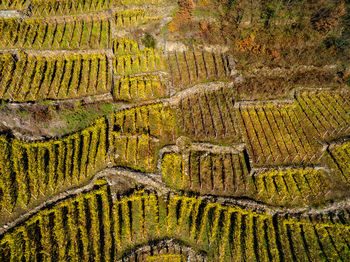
[53,102,117,135]
[16,109,30,120]
[324,36,349,52]
[142,33,156,49]
[57,108,101,134]
[100,103,119,114]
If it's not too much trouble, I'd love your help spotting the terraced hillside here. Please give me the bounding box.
[0,0,349,261]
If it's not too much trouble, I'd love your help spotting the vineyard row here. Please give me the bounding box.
[0,17,111,50]
[113,48,167,76]
[0,0,29,9]
[176,86,240,142]
[113,38,140,55]
[326,140,350,184]
[111,132,157,172]
[296,91,350,141]
[237,90,350,166]
[111,103,177,172]
[115,10,160,28]
[112,38,233,92]
[0,0,166,15]
[0,52,111,101]
[0,36,235,102]
[167,50,232,91]
[113,74,167,102]
[2,185,350,261]
[0,118,107,213]
[112,103,176,140]
[160,144,336,207]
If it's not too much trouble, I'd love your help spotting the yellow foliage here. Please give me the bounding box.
[146,254,185,262]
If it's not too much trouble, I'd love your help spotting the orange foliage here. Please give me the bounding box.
[235,34,265,54]
[169,0,195,32]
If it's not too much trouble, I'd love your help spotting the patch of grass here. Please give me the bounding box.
[160,23,170,36]
[0,100,7,111]
[170,7,179,17]
[51,103,119,135]
[37,99,53,106]
[59,107,99,134]
[100,103,118,114]
[17,109,30,120]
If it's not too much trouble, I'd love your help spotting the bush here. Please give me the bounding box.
[323,36,349,52]
[142,33,156,49]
